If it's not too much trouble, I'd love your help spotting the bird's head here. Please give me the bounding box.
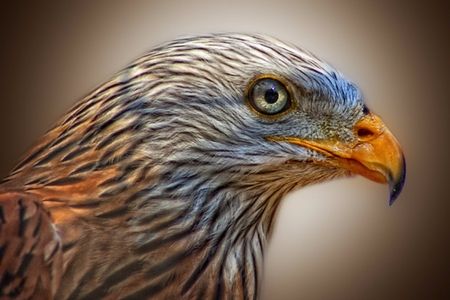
[136,34,405,205]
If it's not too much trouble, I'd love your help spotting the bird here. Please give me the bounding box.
[0,33,405,299]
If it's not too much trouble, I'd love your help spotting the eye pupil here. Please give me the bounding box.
[264,88,279,104]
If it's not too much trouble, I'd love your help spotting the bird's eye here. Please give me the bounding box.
[249,78,291,115]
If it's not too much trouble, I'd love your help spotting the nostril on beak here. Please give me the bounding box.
[356,127,377,141]
[357,127,375,140]
[354,113,385,142]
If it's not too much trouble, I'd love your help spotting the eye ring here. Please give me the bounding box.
[246,75,294,117]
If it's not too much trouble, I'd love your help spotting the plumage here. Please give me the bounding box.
[0,33,405,299]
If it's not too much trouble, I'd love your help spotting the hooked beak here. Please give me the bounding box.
[269,113,406,205]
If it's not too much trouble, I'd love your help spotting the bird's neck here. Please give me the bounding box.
[1,134,299,299]
[4,128,333,299]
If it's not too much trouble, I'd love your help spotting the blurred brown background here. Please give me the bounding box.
[0,1,449,299]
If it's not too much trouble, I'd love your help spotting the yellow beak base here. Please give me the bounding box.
[269,114,406,205]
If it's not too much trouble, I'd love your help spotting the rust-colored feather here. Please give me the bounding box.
[0,192,62,299]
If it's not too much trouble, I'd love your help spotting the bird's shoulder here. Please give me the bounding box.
[0,191,62,299]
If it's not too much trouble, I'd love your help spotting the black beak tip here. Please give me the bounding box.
[388,155,406,206]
